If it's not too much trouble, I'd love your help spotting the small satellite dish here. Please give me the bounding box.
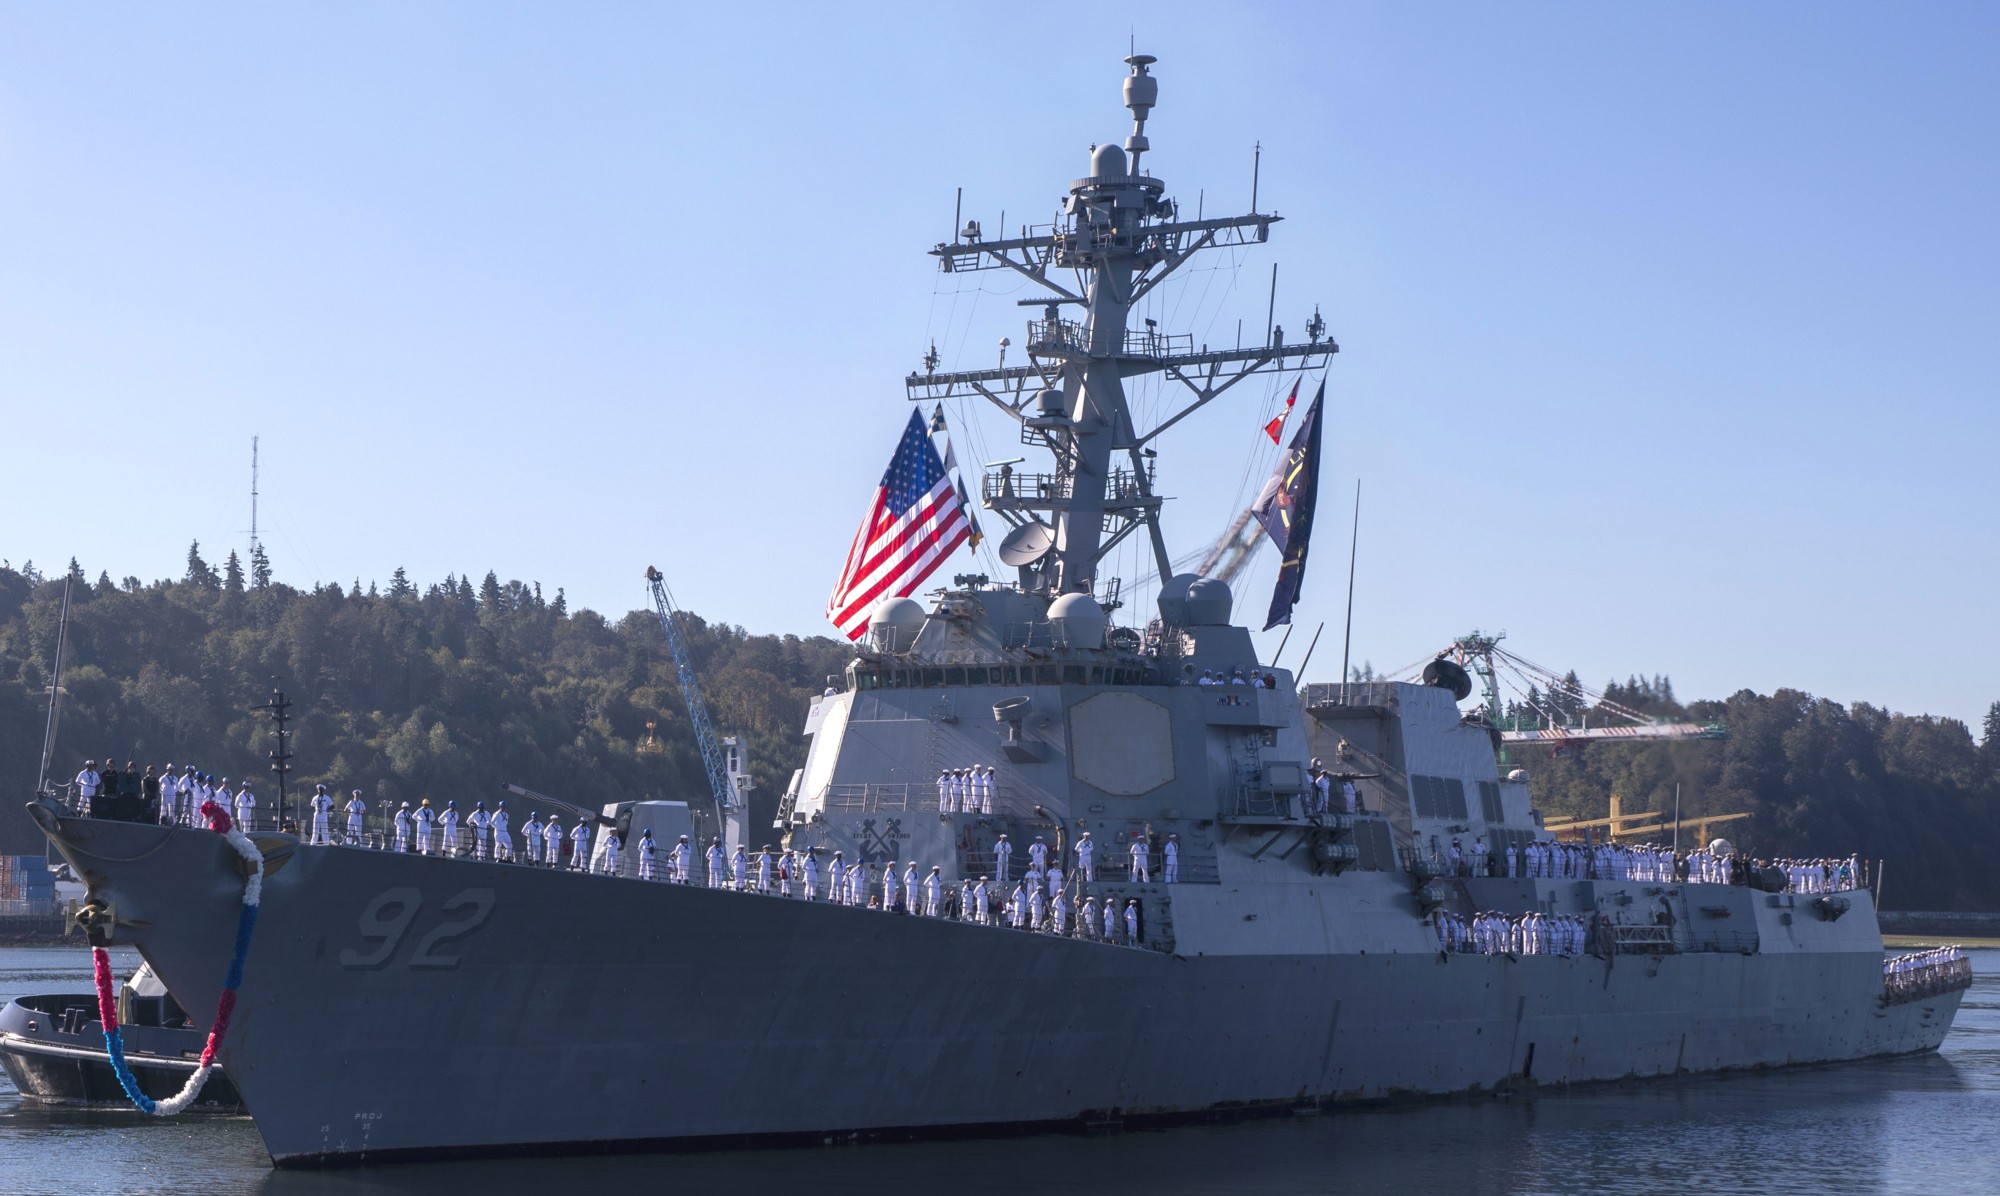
[997,520,1056,567]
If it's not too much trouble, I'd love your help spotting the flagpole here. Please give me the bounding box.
[1338,479,1360,701]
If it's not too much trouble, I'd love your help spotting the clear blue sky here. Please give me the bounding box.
[4,3,1995,727]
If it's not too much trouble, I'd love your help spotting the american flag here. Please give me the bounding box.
[826,410,974,640]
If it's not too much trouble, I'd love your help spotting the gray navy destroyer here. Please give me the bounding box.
[28,56,1970,1166]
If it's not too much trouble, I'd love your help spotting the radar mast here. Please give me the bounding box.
[908,55,1339,600]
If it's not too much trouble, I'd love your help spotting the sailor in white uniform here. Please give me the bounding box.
[522,812,543,864]
[671,836,691,884]
[979,765,996,813]
[414,799,436,853]
[707,839,727,889]
[924,866,943,917]
[1163,833,1180,883]
[1124,900,1140,943]
[568,819,591,870]
[439,801,462,856]
[1051,891,1069,935]
[883,861,901,911]
[1129,835,1149,882]
[74,761,101,815]
[756,846,773,894]
[638,829,658,880]
[938,769,954,813]
[802,851,819,900]
[1079,896,1097,939]
[176,767,196,825]
[309,785,334,845]
[973,878,990,924]
[994,834,1012,884]
[231,781,256,833]
[1076,831,1094,882]
[1027,884,1045,930]
[543,816,563,867]
[732,845,748,890]
[391,802,411,851]
[1341,778,1358,814]
[1103,898,1117,940]
[600,828,622,875]
[491,802,512,861]
[467,802,491,860]
[904,862,919,911]
[344,790,368,844]
[1028,836,1048,873]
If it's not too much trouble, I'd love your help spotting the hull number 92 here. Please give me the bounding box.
[338,887,495,970]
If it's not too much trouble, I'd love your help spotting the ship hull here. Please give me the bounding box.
[35,810,1960,1167]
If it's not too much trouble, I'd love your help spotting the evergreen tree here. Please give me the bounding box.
[480,571,504,609]
[388,566,415,599]
[1982,701,2000,774]
[67,557,86,583]
[185,541,217,588]
[97,570,115,593]
[552,587,568,617]
[224,551,246,593]
[250,544,273,588]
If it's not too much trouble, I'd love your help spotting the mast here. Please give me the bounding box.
[249,435,260,566]
[908,56,1339,602]
[34,575,74,797]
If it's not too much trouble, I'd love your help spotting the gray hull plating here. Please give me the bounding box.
[40,813,1960,1165]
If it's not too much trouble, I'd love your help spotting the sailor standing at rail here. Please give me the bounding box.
[756,845,773,893]
[1076,831,1094,882]
[994,834,1012,884]
[1124,899,1140,944]
[938,769,954,813]
[707,838,726,889]
[543,815,563,867]
[414,799,435,853]
[232,780,256,833]
[1341,777,1358,814]
[467,802,491,860]
[601,827,622,875]
[522,811,542,863]
[973,877,990,924]
[73,760,100,816]
[176,766,196,825]
[1129,834,1149,882]
[393,802,412,852]
[670,835,691,883]
[439,801,462,856]
[1052,890,1069,935]
[882,860,900,911]
[852,861,869,906]
[1079,895,1097,939]
[1027,883,1045,930]
[344,790,367,845]
[1104,898,1117,940]
[732,844,747,890]
[638,828,658,879]
[309,785,334,845]
[1029,836,1048,873]
[1164,833,1179,883]
[980,765,996,813]
[492,802,512,861]
[924,866,943,917]
[826,850,844,901]
[568,818,591,871]
[802,850,819,900]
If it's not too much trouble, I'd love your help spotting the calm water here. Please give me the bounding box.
[2,945,1997,1196]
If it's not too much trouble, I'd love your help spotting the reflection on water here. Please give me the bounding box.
[3,947,1997,1196]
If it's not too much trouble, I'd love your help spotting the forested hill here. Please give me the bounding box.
[4,554,1999,910]
[0,552,851,838]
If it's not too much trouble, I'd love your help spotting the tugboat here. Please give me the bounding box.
[0,962,240,1110]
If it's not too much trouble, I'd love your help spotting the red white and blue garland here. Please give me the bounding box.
[93,799,262,1115]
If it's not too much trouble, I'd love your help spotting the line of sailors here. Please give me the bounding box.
[1439,833,1865,894]
[1775,856,1861,894]
[68,759,283,832]
[1881,945,1970,997]
[1432,909,1595,957]
[986,830,1180,885]
[1193,667,1279,688]
[937,766,995,814]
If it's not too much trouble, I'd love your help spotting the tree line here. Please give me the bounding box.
[4,551,1998,909]
[0,550,850,837]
